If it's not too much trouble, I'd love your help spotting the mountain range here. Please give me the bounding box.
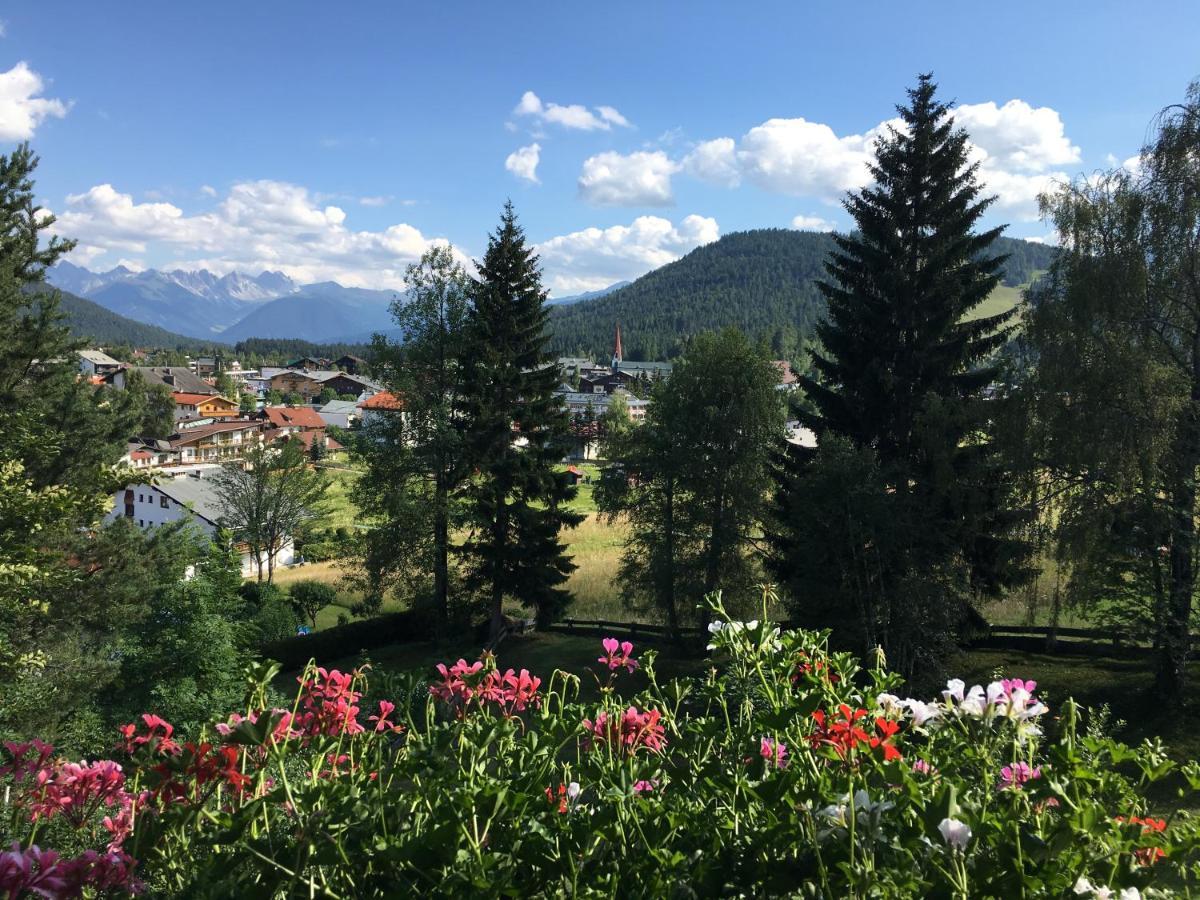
[47,261,399,343]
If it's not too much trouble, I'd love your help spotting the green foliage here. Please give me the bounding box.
[317,385,337,405]
[213,440,329,582]
[266,388,284,405]
[458,203,584,632]
[600,329,784,632]
[288,579,338,628]
[137,380,177,439]
[1014,79,1200,702]
[771,75,1028,678]
[283,391,304,407]
[354,246,473,628]
[239,391,257,414]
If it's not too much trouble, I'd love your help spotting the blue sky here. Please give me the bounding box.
[4,1,1198,294]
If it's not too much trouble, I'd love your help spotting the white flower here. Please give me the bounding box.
[566,782,581,800]
[875,693,903,714]
[938,817,972,850]
[943,679,966,703]
[901,698,942,727]
[1119,889,1141,900]
[707,621,724,635]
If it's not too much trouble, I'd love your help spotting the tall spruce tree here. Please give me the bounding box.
[459,202,583,637]
[770,75,1025,677]
[353,245,473,630]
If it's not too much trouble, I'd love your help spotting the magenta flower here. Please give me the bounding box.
[999,761,1042,790]
[583,706,667,754]
[368,700,405,734]
[598,638,640,674]
[633,779,659,794]
[760,737,789,769]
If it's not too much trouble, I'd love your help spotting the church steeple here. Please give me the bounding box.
[612,322,623,369]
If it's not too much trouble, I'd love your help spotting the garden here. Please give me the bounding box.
[4,595,1198,898]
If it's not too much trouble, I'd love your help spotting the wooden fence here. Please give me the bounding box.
[547,618,1196,659]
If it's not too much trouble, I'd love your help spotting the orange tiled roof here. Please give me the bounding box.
[358,391,403,410]
[262,406,326,429]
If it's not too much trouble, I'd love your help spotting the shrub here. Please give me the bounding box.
[288,580,338,628]
[253,596,301,644]
[4,594,1199,898]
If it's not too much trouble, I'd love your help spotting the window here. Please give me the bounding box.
[160,496,169,509]
[124,504,134,518]
[138,519,143,527]
[138,493,143,502]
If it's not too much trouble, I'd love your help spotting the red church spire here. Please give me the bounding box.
[613,322,623,365]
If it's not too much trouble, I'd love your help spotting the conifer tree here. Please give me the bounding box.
[459,203,583,637]
[770,75,1025,676]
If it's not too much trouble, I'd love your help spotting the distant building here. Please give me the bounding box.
[113,366,217,395]
[107,467,294,578]
[357,390,404,429]
[318,399,359,430]
[167,419,265,465]
[268,369,340,401]
[772,360,799,391]
[78,349,122,377]
[171,392,239,421]
[335,354,367,375]
[260,405,327,436]
[286,356,333,370]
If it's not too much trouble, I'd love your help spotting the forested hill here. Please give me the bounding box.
[53,288,211,351]
[547,229,1056,361]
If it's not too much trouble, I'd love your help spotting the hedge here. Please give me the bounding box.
[260,609,429,670]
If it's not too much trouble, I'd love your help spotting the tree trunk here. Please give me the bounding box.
[488,494,507,644]
[662,475,680,646]
[1159,375,1200,704]
[433,480,450,635]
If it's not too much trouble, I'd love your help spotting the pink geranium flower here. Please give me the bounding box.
[760,737,789,769]
[598,638,640,674]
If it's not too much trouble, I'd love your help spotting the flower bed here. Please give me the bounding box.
[3,596,1199,898]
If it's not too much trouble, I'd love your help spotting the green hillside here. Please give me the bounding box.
[548,229,1055,361]
[52,288,212,350]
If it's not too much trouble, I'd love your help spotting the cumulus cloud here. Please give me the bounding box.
[51,179,461,289]
[199,184,217,197]
[578,150,679,207]
[791,214,837,232]
[682,138,741,188]
[505,142,541,183]
[679,98,1082,221]
[0,62,69,140]
[735,118,877,200]
[952,100,1080,172]
[514,90,631,132]
[537,214,718,295]
[358,194,393,207]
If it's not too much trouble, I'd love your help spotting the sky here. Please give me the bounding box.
[3,1,1198,295]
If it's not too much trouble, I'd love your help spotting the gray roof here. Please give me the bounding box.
[155,473,226,526]
[80,349,120,366]
[320,400,359,414]
[617,361,672,375]
[129,366,216,394]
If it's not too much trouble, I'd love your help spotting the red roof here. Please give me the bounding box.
[130,450,153,460]
[359,391,403,411]
[262,406,326,429]
[278,430,344,453]
[771,360,799,386]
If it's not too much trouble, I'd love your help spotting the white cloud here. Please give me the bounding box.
[51,179,461,289]
[596,105,630,128]
[504,143,541,184]
[682,138,741,188]
[537,214,718,295]
[791,214,836,232]
[736,118,876,200]
[952,100,1080,172]
[679,98,1082,221]
[514,90,630,132]
[0,62,69,140]
[199,184,217,197]
[358,194,393,207]
[0,21,8,38]
[578,150,679,207]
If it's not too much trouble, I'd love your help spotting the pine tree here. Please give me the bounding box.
[770,75,1025,676]
[459,202,583,637]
